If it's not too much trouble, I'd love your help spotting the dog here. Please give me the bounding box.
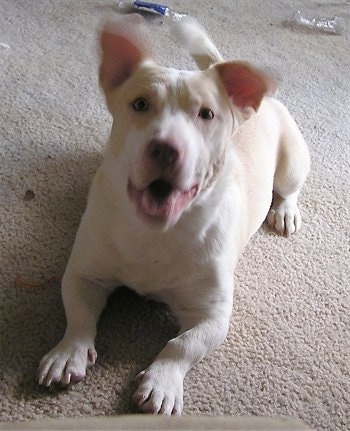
[37,16,310,415]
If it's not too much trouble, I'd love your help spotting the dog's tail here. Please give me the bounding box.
[173,19,223,70]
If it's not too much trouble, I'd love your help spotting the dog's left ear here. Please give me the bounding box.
[215,61,277,112]
[99,16,152,95]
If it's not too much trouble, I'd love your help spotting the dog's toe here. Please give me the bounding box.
[133,364,184,415]
[267,200,301,236]
[159,395,178,416]
[37,340,96,387]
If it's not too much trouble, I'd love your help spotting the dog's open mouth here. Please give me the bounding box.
[128,178,198,223]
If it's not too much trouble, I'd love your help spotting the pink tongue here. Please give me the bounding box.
[141,189,182,218]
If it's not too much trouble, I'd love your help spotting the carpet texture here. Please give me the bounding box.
[0,1,349,430]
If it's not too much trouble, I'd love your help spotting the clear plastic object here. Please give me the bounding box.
[118,0,187,21]
[290,10,345,35]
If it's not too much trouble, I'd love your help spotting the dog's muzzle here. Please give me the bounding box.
[127,178,198,224]
[148,140,180,171]
[127,138,199,225]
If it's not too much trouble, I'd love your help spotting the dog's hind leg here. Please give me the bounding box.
[267,106,310,236]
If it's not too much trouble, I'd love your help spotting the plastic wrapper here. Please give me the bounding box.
[0,42,10,50]
[290,10,345,35]
[118,0,187,21]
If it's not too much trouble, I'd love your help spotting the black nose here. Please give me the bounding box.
[148,140,179,169]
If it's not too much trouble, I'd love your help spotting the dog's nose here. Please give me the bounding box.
[148,140,179,169]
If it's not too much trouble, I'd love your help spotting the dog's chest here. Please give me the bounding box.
[108,229,200,295]
[88,169,237,295]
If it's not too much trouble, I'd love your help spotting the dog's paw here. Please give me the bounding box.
[37,339,97,387]
[267,199,301,236]
[133,362,184,415]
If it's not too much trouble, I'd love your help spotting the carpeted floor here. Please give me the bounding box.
[0,1,349,430]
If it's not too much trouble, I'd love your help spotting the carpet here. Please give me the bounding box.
[0,1,349,430]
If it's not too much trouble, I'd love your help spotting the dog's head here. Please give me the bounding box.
[99,17,275,230]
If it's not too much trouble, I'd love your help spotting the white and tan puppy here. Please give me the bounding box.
[38,17,310,415]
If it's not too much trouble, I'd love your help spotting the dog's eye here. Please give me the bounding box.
[132,98,149,112]
[198,107,214,120]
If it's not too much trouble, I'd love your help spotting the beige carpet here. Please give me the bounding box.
[1,0,349,430]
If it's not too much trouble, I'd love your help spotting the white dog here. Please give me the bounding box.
[38,17,310,415]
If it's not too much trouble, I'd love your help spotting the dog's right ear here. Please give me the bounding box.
[99,16,152,95]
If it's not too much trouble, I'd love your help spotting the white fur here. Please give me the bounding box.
[37,20,310,415]
[172,19,223,68]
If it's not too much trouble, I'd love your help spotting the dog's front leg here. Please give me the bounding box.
[37,271,110,387]
[133,294,233,415]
